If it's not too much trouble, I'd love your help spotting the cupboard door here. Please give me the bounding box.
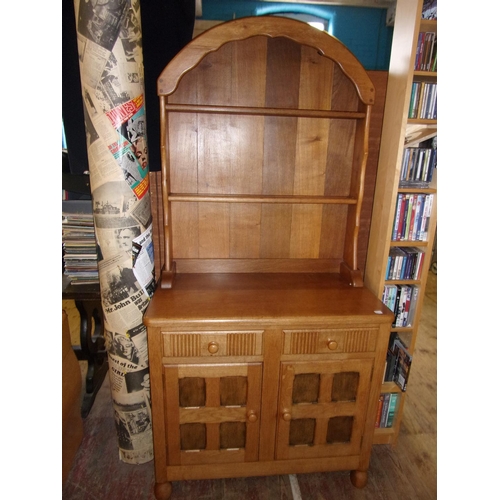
[163,363,262,466]
[276,359,373,460]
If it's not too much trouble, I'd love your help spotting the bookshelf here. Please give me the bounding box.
[364,0,437,446]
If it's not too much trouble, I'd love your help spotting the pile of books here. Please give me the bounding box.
[62,200,99,285]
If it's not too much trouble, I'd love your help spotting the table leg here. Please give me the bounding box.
[73,299,108,418]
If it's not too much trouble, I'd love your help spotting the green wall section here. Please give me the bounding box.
[199,0,393,70]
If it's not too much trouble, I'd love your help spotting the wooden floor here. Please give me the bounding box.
[62,271,437,500]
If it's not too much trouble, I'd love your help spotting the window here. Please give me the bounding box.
[254,5,334,35]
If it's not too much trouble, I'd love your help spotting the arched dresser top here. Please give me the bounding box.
[157,16,375,105]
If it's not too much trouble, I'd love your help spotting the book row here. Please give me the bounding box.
[414,31,437,72]
[408,81,436,120]
[399,146,436,187]
[384,333,413,392]
[382,284,419,328]
[386,246,424,281]
[392,193,434,242]
[375,393,400,429]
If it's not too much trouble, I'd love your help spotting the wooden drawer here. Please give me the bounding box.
[283,328,378,355]
[162,330,264,358]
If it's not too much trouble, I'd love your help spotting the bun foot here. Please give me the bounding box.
[155,481,172,500]
[350,469,367,488]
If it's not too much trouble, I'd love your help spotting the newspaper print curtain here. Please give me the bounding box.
[71,0,155,464]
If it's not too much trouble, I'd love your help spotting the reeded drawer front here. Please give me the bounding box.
[283,328,378,355]
[163,331,264,358]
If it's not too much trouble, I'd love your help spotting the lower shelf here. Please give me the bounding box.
[373,427,396,445]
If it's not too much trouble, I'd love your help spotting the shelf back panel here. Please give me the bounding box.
[158,17,374,281]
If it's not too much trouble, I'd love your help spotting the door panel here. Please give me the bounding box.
[164,363,262,466]
[276,359,373,460]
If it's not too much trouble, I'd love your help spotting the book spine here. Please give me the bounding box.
[421,149,430,183]
[380,393,391,428]
[384,348,397,382]
[417,83,428,119]
[408,194,418,241]
[394,286,403,327]
[402,194,413,240]
[431,46,437,71]
[409,82,421,119]
[429,84,437,119]
[421,194,434,241]
[417,195,430,241]
[427,148,437,183]
[385,255,392,281]
[408,148,416,181]
[414,32,424,70]
[407,286,420,326]
[402,286,412,326]
[412,195,423,241]
[392,193,403,241]
[393,339,413,392]
[400,148,410,183]
[426,33,436,71]
[400,253,407,281]
[397,286,408,327]
[421,32,431,71]
[390,286,397,314]
[375,394,385,428]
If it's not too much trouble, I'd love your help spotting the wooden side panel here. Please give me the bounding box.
[359,71,388,277]
[317,65,358,268]
[149,171,165,275]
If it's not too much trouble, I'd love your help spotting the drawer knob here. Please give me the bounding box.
[282,410,292,422]
[327,340,338,351]
[247,410,258,423]
[207,341,219,354]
